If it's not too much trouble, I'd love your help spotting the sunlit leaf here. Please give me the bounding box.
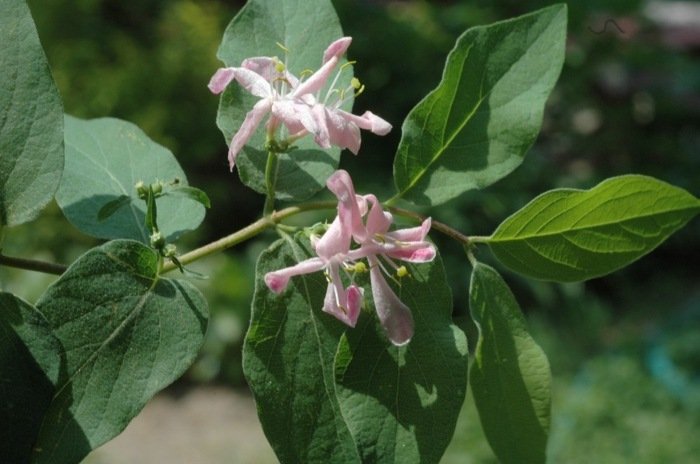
[393,4,566,205]
[487,175,700,281]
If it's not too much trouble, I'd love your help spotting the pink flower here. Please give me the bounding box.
[209,37,392,169]
[264,168,364,327]
[328,173,434,345]
[264,170,435,345]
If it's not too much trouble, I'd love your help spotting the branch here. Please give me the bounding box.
[0,253,67,275]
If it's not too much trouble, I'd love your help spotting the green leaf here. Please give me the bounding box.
[487,175,700,282]
[469,262,551,464]
[334,253,469,464]
[165,185,211,209]
[215,0,351,201]
[243,235,361,464]
[393,4,567,206]
[97,195,131,221]
[0,0,64,226]
[0,293,61,463]
[56,116,205,242]
[145,185,158,234]
[32,240,208,464]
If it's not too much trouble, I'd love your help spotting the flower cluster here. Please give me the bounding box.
[264,170,435,346]
[209,37,392,170]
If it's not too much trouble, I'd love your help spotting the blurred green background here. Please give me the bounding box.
[2,0,699,462]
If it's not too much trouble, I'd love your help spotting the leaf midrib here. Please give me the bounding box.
[489,204,700,244]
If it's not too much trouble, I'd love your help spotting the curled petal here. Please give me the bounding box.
[338,109,392,135]
[364,195,392,235]
[228,99,272,170]
[323,283,363,327]
[323,37,352,64]
[208,68,237,94]
[387,218,432,243]
[369,259,414,346]
[264,257,325,293]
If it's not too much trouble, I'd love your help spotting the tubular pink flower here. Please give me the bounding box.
[264,170,434,345]
[368,256,413,346]
[208,37,392,168]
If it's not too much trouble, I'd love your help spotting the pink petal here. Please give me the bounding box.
[243,57,302,91]
[293,56,338,97]
[271,100,313,136]
[385,243,436,263]
[264,257,325,293]
[322,265,362,327]
[323,37,352,64]
[326,170,366,241]
[364,195,392,235]
[311,104,331,149]
[369,259,414,346]
[387,218,432,242]
[314,215,351,260]
[337,109,392,136]
[325,108,361,154]
[232,67,274,98]
[208,68,237,94]
[227,99,271,170]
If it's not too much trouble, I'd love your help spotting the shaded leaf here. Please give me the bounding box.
[56,116,205,242]
[334,253,468,464]
[243,235,360,463]
[469,262,551,464]
[215,0,351,201]
[0,293,61,463]
[487,175,700,281]
[32,240,208,464]
[97,195,131,221]
[0,0,64,226]
[393,4,566,205]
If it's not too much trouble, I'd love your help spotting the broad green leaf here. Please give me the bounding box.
[334,253,469,464]
[469,263,551,464]
[166,185,211,209]
[393,4,567,206]
[215,0,351,201]
[32,240,208,464]
[0,0,64,226]
[487,175,700,282]
[0,293,61,463]
[243,235,360,464]
[56,116,205,242]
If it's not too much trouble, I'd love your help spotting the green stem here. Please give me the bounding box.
[263,151,280,215]
[0,253,67,275]
[161,201,335,273]
[386,205,471,245]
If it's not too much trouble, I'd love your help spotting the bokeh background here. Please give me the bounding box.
[2,0,699,462]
